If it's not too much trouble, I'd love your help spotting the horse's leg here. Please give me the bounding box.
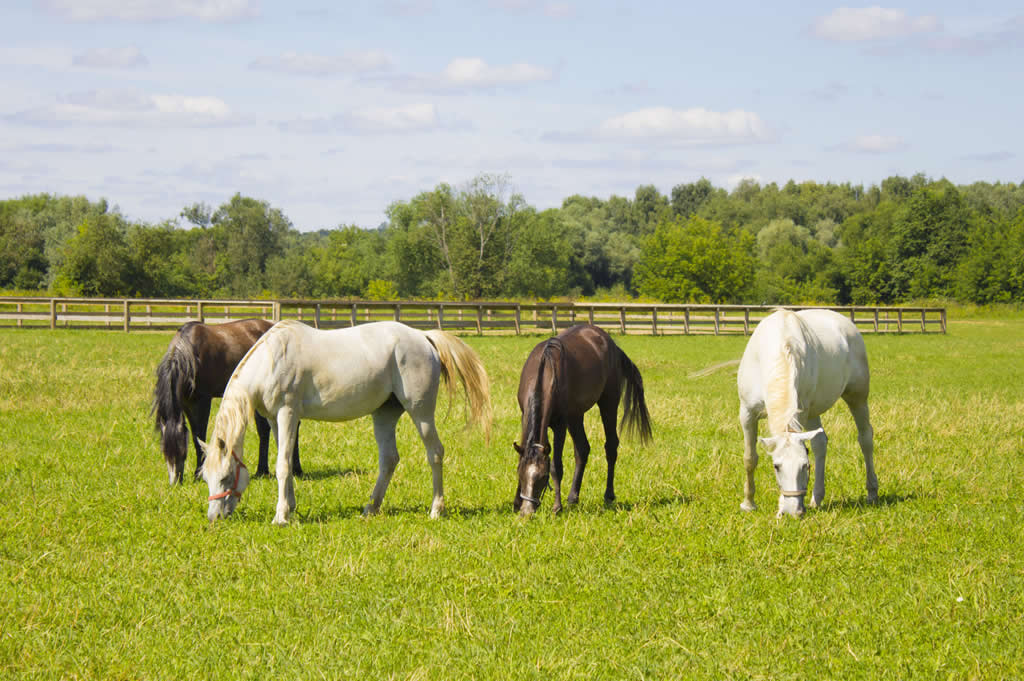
[846,397,879,503]
[188,397,211,482]
[565,415,591,506]
[806,415,828,508]
[550,423,567,514]
[409,409,447,519]
[254,412,271,478]
[365,403,404,517]
[272,406,299,526]
[740,404,759,511]
[291,420,302,477]
[597,396,621,505]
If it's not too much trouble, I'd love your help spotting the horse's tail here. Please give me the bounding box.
[423,330,493,444]
[151,326,198,461]
[618,347,653,444]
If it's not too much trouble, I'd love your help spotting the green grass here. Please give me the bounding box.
[1,319,1022,680]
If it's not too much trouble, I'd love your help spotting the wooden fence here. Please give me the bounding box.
[0,297,947,335]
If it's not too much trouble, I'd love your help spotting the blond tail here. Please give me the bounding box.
[423,329,493,444]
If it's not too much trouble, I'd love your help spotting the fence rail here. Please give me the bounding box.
[0,297,947,335]
[0,296,946,335]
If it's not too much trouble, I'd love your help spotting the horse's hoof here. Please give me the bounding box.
[254,470,270,478]
[867,491,879,504]
[603,495,616,507]
[809,497,821,509]
[272,516,289,526]
[429,500,446,519]
[740,500,757,512]
[363,503,380,517]
[552,503,563,514]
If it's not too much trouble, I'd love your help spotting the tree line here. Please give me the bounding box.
[2,172,1023,305]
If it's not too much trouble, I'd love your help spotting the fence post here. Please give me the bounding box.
[920,309,926,332]
[50,299,56,329]
[123,300,131,332]
[714,308,720,335]
[619,307,626,334]
[16,302,22,328]
[197,301,205,323]
[684,308,690,335]
[743,308,750,335]
[514,304,521,335]
[651,307,658,336]
[873,308,879,333]
[476,305,483,335]
[588,306,594,325]
[315,303,322,329]
[941,309,947,334]
[897,309,903,334]
[350,304,357,327]
[551,306,558,335]
[394,303,401,323]
[437,304,444,330]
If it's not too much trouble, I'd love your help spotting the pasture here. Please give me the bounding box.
[1,318,1022,679]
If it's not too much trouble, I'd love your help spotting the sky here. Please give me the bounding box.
[1,1,1021,231]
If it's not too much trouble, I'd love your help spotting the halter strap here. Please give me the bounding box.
[780,489,806,497]
[208,452,247,501]
[519,478,551,507]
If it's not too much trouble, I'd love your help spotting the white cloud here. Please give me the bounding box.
[596,107,770,144]
[385,57,554,93]
[279,103,460,135]
[0,46,73,69]
[249,50,394,76]
[848,134,908,153]
[73,47,148,69]
[812,7,940,42]
[5,90,236,127]
[39,0,258,22]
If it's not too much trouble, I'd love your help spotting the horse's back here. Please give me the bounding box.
[739,309,869,419]
[252,321,437,421]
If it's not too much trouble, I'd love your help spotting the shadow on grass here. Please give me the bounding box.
[293,467,371,481]
[822,491,916,512]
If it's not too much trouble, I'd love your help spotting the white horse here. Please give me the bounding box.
[201,320,492,525]
[737,309,878,518]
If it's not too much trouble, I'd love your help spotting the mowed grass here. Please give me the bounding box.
[1,319,1022,680]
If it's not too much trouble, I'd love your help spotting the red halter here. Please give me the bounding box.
[208,451,248,501]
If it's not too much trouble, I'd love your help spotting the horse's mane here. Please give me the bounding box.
[764,310,808,435]
[523,337,563,457]
[151,328,197,431]
[204,320,299,472]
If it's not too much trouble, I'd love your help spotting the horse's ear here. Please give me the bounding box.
[197,438,208,454]
[513,441,524,455]
[758,436,780,452]
[531,443,546,456]
[794,428,823,442]
[217,437,226,451]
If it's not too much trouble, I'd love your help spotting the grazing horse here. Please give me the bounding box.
[738,309,878,518]
[202,320,492,525]
[513,324,652,515]
[151,319,301,485]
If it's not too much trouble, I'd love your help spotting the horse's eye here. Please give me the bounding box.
[773,464,781,472]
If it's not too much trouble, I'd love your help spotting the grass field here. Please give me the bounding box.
[1,318,1022,680]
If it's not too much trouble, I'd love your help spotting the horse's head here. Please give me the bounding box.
[513,441,550,516]
[759,428,822,518]
[200,436,250,521]
[160,417,189,485]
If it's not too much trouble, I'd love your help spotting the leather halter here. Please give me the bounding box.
[519,478,551,507]
[208,452,247,501]
[780,489,806,497]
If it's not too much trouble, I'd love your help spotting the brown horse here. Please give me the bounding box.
[151,319,301,484]
[513,324,652,515]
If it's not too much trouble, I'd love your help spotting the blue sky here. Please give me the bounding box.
[1,1,1021,230]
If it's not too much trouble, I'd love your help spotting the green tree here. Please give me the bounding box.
[55,215,137,296]
[635,216,755,303]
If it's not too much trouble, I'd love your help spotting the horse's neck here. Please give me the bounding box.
[215,385,251,451]
[764,331,811,435]
[524,345,561,447]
